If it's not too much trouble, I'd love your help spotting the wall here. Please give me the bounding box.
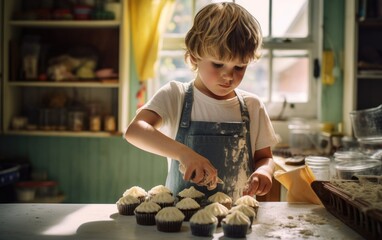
[320,0,345,126]
[0,135,167,203]
[0,0,344,203]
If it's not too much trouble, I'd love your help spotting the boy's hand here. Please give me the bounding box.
[178,155,218,189]
[243,166,273,196]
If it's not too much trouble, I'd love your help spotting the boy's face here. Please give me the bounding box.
[194,56,248,100]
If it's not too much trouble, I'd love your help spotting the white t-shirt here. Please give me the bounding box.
[141,80,279,162]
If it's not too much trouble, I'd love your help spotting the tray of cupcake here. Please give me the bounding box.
[115,184,259,238]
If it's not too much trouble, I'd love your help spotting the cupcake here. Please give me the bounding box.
[177,186,205,203]
[147,185,172,199]
[207,192,232,209]
[123,186,147,203]
[221,211,250,238]
[134,201,161,225]
[190,209,218,237]
[150,192,175,208]
[175,197,200,221]
[116,195,140,215]
[234,195,259,215]
[204,202,229,227]
[155,207,185,232]
[228,204,256,228]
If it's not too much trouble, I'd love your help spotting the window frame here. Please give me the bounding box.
[150,0,323,119]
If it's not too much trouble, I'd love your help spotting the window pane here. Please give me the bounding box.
[165,0,193,34]
[240,51,269,100]
[272,50,309,103]
[236,0,269,37]
[272,0,308,38]
[158,51,196,86]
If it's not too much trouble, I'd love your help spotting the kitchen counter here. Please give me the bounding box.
[0,203,364,239]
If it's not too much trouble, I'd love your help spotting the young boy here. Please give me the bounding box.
[125,2,278,201]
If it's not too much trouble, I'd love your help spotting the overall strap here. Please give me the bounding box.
[179,82,194,128]
[234,89,250,123]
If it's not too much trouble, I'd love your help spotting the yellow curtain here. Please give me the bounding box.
[128,0,175,82]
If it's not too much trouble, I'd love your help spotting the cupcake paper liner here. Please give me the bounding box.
[222,222,249,238]
[156,220,183,232]
[134,211,157,226]
[179,208,199,222]
[190,222,217,237]
[117,203,139,216]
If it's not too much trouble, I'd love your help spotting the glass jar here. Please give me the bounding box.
[305,156,331,181]
[333,151,365,162]
[335,159,382,180]
[68,111,85,131]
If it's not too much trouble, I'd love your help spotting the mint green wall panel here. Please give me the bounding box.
[0,136,167,203]
[321,0,345,125]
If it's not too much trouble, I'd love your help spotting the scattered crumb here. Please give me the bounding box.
[299,229,314,236]
[282,223,298,228]
[265,233,281,239]
[299,214,327,225]
[287,215,294,219]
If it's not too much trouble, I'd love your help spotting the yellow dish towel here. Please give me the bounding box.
[274,165,322,205]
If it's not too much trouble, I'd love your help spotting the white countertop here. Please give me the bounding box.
[0,203,364,240]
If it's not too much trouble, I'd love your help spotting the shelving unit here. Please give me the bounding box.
[2,0,129,137]
[343,0,382,135]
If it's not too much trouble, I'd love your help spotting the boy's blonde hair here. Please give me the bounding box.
[185,2,263,70]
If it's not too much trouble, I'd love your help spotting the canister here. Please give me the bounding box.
[305,156,331,181]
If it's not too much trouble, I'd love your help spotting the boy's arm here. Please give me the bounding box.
[124,109,217,185]
[244,147,275,196]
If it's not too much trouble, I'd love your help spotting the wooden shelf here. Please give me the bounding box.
[358,19,382,28]
[5,130,122,138]
[9,20,120,28]
[357,74,382,79]
[7,80,120,88]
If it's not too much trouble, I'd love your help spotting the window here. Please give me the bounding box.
[150,0,323,119]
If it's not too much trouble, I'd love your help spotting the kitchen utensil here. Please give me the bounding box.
[335,159,382,179]
[349,104,382,141]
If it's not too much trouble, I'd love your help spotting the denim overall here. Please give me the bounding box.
[165,82,253,201]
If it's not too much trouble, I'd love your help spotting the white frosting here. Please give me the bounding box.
[135,201,161,213]
[148,185,172,195]
[234,195,259,208]
[178,186,205,198]
[155,207,185,221]
[123,186,147,198]
[175,197,200,210]
[151,192,175,204]
[229,204,255,217]
[190,209,218,224]
[223,211,250,225]
[116,195,140,205]
[208,192,232,204]
[204,202,229,216]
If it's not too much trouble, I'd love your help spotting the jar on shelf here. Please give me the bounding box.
[68,111,85,131]
[104,115,116,132]
[89,115,101,131]
[87,103,102,131]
